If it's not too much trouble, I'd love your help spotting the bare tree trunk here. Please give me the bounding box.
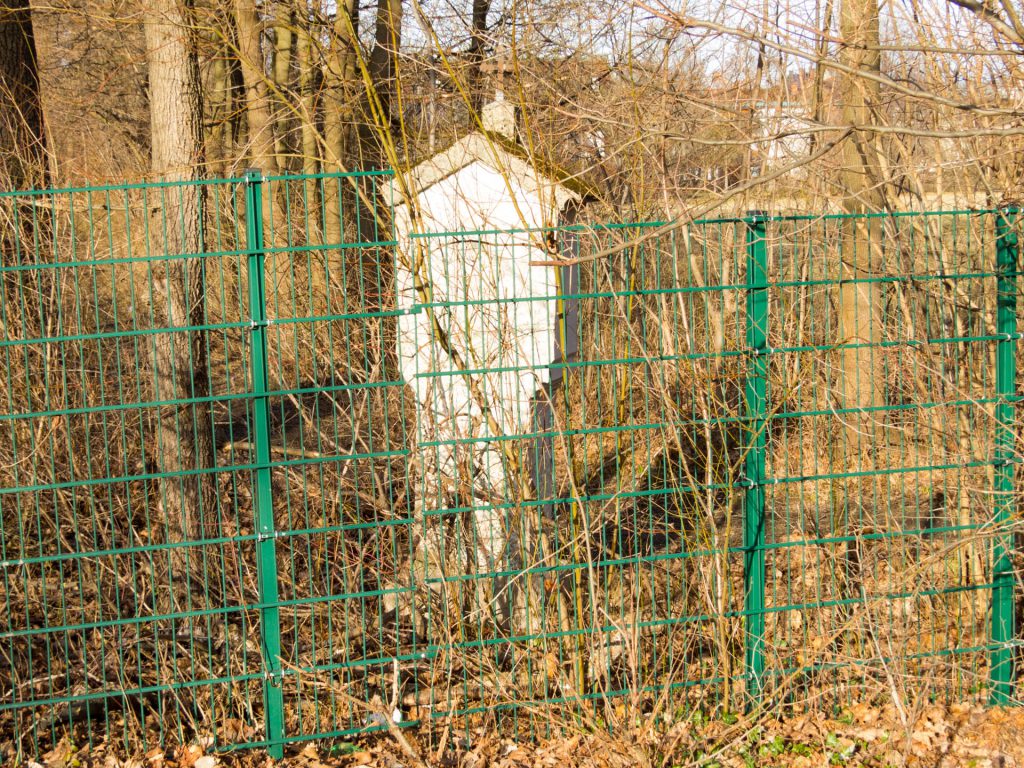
[295,0,320,227]
[234,0,286,235]
[227,22,246,161]
[0,0,48,316]
[357,0,401,168]
[838,0,885,435]
[272,0,293,171]
[323,0,357,245]
[0,0,46,191]
[144,0,216,608]
[206,34,230,176]
[234,0,277,173]
[836,0,886,618]
[234,0,295,383]
[465,0,491,113]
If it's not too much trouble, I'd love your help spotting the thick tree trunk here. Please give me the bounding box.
[272,1,293,171]
[466,0,491,113]
[836,0,885,613]
[234,0,292,384]
[295,0,320,226]
[206,37,231,176]
[838,0,885,444]
[234,0,277,175]
[144,0,216,607]
[0,0,48,305]
[357,0,401,168]
[0,0,46,191]
[234,0,287,239]
[323,0,357,245]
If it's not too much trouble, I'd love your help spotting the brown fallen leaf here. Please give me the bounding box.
[217,718,255,743]
[850,703,880,725]
[853,728,886,742]
[503,748,530,765]
[43,738,75,768]
[176,745,204,768]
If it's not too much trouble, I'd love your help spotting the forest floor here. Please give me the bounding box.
[31,703,1024,768]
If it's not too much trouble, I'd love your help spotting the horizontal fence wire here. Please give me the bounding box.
[0,172,1020,758]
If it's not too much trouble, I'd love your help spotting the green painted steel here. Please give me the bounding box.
[0,171,1021,758]
[991,207,1018,704]
[744,212,768,702]
[244,170,285,756]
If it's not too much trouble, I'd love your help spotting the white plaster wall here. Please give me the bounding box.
[395,160,560,508]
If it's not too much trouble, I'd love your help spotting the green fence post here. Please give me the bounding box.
[744,211,769,703]
[992,206,1019,705]
[244,169,285,755]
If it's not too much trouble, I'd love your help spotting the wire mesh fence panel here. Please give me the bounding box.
[386,220,751,736]
[0,178,266,755]
[563,221,749,718]
[764,211,1000,705]
[255,172,412,745]
[0,172,1021,758]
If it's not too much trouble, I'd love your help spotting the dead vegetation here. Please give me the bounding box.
[0,179,1018,763]
[18,699,1024,768]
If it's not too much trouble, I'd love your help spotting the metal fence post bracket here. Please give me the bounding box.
[744,211,769,704]
[991,206,1018,705]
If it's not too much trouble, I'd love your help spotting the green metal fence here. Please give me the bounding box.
[0,170,1020,759]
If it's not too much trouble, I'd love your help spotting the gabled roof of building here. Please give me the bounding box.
[396,128,599,210]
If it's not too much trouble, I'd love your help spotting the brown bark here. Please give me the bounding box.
[234,0,277,175]
[234,0,287,239]
[272,1,293,170]
[0,0,46,190]
[323,0,357,244]
[235,0,288,195]
[357,0,401,168]
[207,38,231,176]
[838,0,885,451]
[835,0,886,613]
[295,0,319,223]
[466,0,491,112]
[143,0,216,604]
[0,0,50,382]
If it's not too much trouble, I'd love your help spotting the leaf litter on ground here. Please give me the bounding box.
[18,703,1024,768]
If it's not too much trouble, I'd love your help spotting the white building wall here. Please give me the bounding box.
[394,160,562,571]
[757,106,813,173]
